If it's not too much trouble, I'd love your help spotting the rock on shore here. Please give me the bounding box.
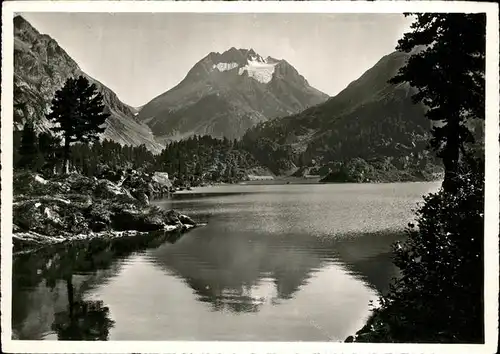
[12,170,196,252]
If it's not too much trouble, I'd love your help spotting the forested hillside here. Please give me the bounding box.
[242,50,444,182]
[14,129,271,187]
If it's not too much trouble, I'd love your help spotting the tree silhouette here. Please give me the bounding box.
[38,132,62,175]
[352,13,486,343]
[18,121,41,170]
[46,76,110,174]
[389,13,485,192]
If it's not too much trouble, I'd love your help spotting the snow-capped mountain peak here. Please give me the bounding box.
[137,47,329,140]
[209,48,278,84]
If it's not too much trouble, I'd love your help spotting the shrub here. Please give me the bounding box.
[355,160,484,343]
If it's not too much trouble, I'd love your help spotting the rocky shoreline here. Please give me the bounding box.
[12,169,197,253]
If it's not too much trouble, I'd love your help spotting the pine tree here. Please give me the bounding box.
[18,121,40,170]
[389,13,485,192]
[46,76,110,174]
[38,132,62,175]
[194,161,203,177]
[352,13,486,343]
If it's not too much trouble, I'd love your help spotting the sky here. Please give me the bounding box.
[20,12,413,107]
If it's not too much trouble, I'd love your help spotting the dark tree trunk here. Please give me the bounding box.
[63,136,70,174]
[442,159,458,192]
[442,117,461,193]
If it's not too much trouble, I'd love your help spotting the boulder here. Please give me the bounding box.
[111,208,165,232]
[143,208,169,229]
[146,183,155,199]
[68,212,89,233]
[90,221,108,232]
[86,202,113,226]
[121,171,171,201]
[61,173,97,194]
[138,191,150,206]
[13,171,69,196]
[109,206,197,232]
[152,172,172,188]
[13,197,88,236]
[163,209,196,227]
[13,231,66,250]
[178,213,196,226]
[164,209,183,226]
[95,164,125,183]
[94,180,136,204]
[130,188,150,206]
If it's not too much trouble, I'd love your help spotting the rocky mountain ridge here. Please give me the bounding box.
[13,15,164,153]
[137,47,329,141]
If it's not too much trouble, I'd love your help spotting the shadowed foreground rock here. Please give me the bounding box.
[12,171,196,252]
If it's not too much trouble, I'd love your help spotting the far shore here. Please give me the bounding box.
[173,177,443,193]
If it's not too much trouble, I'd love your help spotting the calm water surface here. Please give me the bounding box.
[12,182,440,341]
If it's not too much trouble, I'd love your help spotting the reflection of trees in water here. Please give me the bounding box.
[343,251,401,296]
[51,274,114,340]
[12,229,184,340]
[332,231,405,296]
[149,229,405,313]
[52,299,113,340]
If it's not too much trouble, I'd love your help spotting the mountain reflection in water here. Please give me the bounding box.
[148,226,402,314]
[12,183,439,341]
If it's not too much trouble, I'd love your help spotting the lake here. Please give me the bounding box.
[11,182,440,341]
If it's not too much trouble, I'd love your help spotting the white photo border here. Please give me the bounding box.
[1,1,499,353]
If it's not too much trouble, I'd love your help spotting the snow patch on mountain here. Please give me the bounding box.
[211,54,277,84]
[238,58,277,84]
[213,62,239,72]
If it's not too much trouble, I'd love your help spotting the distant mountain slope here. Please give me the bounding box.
[242,50,441,180]
[137,48,329,141]
[13,15,164,154]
